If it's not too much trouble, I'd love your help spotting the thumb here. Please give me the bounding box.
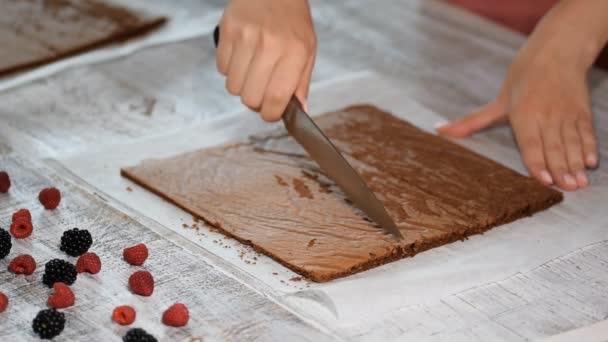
[435,101,507,137]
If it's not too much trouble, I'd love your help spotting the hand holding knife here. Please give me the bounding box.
[213,20,403,240]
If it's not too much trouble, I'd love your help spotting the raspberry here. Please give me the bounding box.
[42,259,77,288]
[76,252,101,274]
[0,292,8,313]
[60,228,93,257]
[38,187,61,210]
[112,305,136,325]
[12,209,31,222]
[123,243,148,266]
[32,308,65,339]
[128,270,154,297]
[0,171,10,193]
[0,228,11,259]
[9,254,36,275]
[10,219,33,239]
[162,303,189,327]
[123,328,157,342]
[48,282,75,309]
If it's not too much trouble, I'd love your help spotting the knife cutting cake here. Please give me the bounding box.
[0,0,166,77]
[121,105,563,282]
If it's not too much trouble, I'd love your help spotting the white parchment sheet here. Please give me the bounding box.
[0,0,221,93]
[60,72,608,328]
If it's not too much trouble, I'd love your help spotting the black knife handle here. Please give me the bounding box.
[213,25,220,48]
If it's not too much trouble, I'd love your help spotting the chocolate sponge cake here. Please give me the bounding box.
[0,0,166,76]
[122,105,563,282]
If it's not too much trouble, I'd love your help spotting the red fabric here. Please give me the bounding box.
[447,0,557,34]
[447,0,608,68]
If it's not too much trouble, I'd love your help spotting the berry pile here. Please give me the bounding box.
[1,178,105,339]
[2,176,192,339]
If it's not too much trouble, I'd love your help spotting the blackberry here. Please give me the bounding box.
[42,259,77,287]
[60,228,92,257]
[123,328,158,342]
[0,228,11,259]
[32,308,65,339]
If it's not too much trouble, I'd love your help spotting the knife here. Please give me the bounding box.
[213,26,402,240]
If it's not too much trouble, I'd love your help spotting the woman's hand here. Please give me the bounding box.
[437,52,597,191]
[216,0,316,121]
[436,0,608,191]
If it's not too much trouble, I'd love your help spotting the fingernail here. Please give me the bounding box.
[586,154,597,167]
[563,174,577,187]
[576,171,589,187]
[434,121,449,130]
[301,99,309,113]
[539,170,553,184]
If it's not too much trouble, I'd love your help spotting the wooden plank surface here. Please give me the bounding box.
[0,0,607,341]
[0,155,335,341]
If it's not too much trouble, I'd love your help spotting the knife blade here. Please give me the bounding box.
[282,98,402,240]
[213,26,402,240]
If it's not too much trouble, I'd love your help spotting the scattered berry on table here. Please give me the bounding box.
[42,259,77,287]
[9,254,36,275]
[112,305,136,325]
[0,171,10,193]
[32,309,65,340]
[76,252,101,274]
[10,219,33,239]
[60,228,92,257]
[128,270,154,297]
[123,243,148,266]
[12,208,31,222]
[32,308,65,340]
[123,328,157,342]
[48,282,75,309]
[38,187,61,210]
[0,228,12,259]
[162,303,189,327]
[0,292,8,313]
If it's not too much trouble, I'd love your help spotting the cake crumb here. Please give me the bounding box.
[289,277,303,282]
[182,224,188,228]
[272,272,278,275]
[307,239,316,248]
[126,186,133,192]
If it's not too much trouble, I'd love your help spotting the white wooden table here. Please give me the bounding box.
[1,0,607,341]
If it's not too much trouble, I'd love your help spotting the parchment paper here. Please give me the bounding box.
[0,0,221,93]
[60,72,608,328]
